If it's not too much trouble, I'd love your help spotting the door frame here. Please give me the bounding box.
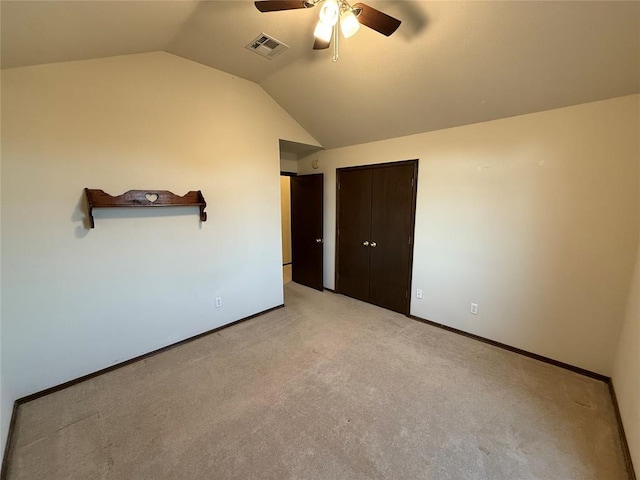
[335,159,419,315]
[280,170,297,269]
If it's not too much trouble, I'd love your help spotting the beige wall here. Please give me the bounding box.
[300,95,639,376]
[0,52,319,451]
[612,135,640,470]
[0,72,3,456]
[613,245,640,471]
[280,152,298,175]
[280,176,292,265]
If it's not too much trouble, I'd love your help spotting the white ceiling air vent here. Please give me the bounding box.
[246,33,289,60]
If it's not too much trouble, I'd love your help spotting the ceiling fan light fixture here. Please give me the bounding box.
[319,0,340,26]
[254,0,401,61]
[340,9,360,38]
[314,19,333,42]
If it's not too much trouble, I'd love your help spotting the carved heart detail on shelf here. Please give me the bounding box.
[84,188,208,229]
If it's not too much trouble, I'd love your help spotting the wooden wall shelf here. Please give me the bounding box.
[84,188,207,228]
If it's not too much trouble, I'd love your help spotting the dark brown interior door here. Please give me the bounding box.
[336,160,417,314]
[369,163,415,313]
[336,168,372,302]
[290,174,324,291]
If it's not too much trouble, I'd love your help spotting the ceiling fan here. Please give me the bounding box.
[254,0,401,61]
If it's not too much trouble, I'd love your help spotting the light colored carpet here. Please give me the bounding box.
[6,283,630,479]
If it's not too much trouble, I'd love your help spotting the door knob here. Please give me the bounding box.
[316,238,323,243]
[363,241,369,247]
[370,242,377,247]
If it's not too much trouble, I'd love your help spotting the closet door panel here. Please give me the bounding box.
[369,164,415,313]
[337,168,372,302]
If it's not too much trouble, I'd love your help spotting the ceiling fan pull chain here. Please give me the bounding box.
[333,18,339,62]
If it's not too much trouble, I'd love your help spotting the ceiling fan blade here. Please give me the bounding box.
[353,3,401,36]
[254,1,312,12]
[313,37,331,50]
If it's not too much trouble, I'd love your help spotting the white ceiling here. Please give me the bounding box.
[2,1,639,149]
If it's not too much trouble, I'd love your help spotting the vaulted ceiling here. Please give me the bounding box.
[2,1,639,149]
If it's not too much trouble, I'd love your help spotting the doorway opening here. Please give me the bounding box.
[280,174,293,285]
[279,139,324,291]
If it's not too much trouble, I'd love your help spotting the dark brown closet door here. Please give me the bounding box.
[368,164,416,313]
[336,168,372,302]
[291,174,324,291]
[336,160,417,314]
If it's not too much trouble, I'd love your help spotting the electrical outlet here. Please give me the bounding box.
[470,303,478,315]
[416,289,423,299]
[215,296,223,308]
